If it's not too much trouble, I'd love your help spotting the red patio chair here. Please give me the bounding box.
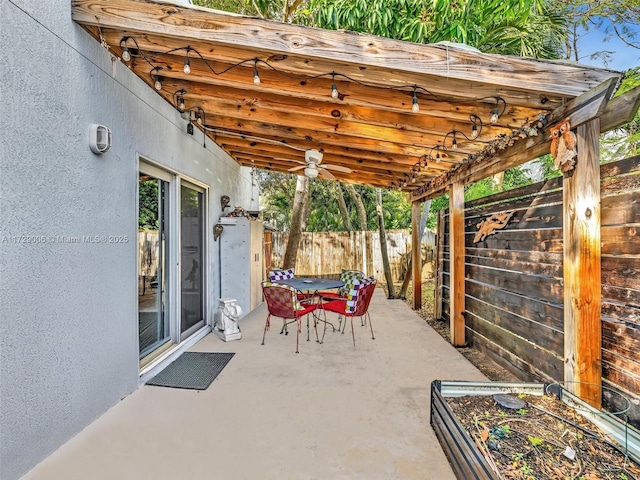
[267,267,314,303]
[262,281,318,353]
[318,269,365,301]
[319,277,376,346]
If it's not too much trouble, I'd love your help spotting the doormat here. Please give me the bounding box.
[146,352,235,390]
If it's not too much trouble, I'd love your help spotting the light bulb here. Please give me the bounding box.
[451,137,458,149]
[304,166,318,178]
[471,125,479,139]
[183,58,191,75]
[154,78,162,91]
[178,98,185,111]
[412,96,419,113]
[331,84,339,99]
[196,114,202,125]
[490,108,499,124]
[122,48,131,62]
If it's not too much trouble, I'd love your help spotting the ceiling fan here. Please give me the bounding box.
[287,149,352,180]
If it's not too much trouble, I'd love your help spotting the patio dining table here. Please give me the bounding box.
[279,277,345,341]
[280,277,345,294]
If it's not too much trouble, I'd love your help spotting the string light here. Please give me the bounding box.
[151,66,163,91]
[412,86,419,113]
[428,145,445,163]
[331,72,339,99]
[489,97,507,124]
[127,36,509,125]
[172,88,187,112]
[183,47,191,74]
[119,36,131,62]
[122,35,520,190]
[470,114,482,139]
[253,59,260,85]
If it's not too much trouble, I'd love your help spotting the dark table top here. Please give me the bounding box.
[280,277,344,292]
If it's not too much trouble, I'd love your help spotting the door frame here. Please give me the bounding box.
[179,178,209,342]
[137,156,211,379]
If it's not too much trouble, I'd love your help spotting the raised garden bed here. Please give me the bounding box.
[431,381,640,480]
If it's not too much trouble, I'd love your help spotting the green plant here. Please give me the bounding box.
[528,435,544,447]
[516,408,528,415]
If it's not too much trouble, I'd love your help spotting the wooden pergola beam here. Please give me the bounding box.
[72,0,618,97]
[410,78,622,202]
[216,137,449,172]
[105,30,569,111]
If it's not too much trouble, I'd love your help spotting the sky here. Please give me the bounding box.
[576,24,640,72]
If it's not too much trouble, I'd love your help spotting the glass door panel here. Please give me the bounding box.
[180,183,205,339]
[138,173,171,359]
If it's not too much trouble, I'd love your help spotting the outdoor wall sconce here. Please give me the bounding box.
[221,195,231,211]
[89,124,112,154]
[213,224,224,241]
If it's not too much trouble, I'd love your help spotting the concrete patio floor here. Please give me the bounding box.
[22,288,487,480]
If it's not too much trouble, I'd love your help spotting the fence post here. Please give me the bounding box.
[563,118,602,408]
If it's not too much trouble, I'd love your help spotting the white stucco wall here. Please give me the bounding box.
[0,1,253,479]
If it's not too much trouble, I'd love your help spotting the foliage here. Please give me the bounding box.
[139,179,159,229]
[193,0,311,22]
[534,153,562,180]
[464,167,534,202]
[426,194,449,230]
[601,67,640,163]
[260,174,413,231]
[309,0,566,58]
[256,170,296,231]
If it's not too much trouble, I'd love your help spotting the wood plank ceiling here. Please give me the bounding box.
[72,0,622,193]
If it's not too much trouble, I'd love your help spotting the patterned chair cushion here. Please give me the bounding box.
[339,269,365,296]
[262,281,304,311]
[267,268,295,281]
[345,276,375,313]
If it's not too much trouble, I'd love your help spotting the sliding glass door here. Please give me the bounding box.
[180,182,205,340]
[138,170,171,359]
[138,163,208,366]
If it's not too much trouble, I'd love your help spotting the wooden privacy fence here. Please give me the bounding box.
[271,230,436,281]
[138,229,159,295]
[435,155,640,427]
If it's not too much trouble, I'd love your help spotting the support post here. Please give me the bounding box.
[563,118,602,408]
[411,201,422,310]
[449,181,465,346]
[433,209,444,320]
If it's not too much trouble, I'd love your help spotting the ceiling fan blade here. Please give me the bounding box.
[318,168,336,180]
[288,165,306,172]
[322,164,352,173]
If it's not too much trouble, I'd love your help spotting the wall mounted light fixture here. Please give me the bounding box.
[89,124,112,154]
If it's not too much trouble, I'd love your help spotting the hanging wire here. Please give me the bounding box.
[118,35,529,190]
